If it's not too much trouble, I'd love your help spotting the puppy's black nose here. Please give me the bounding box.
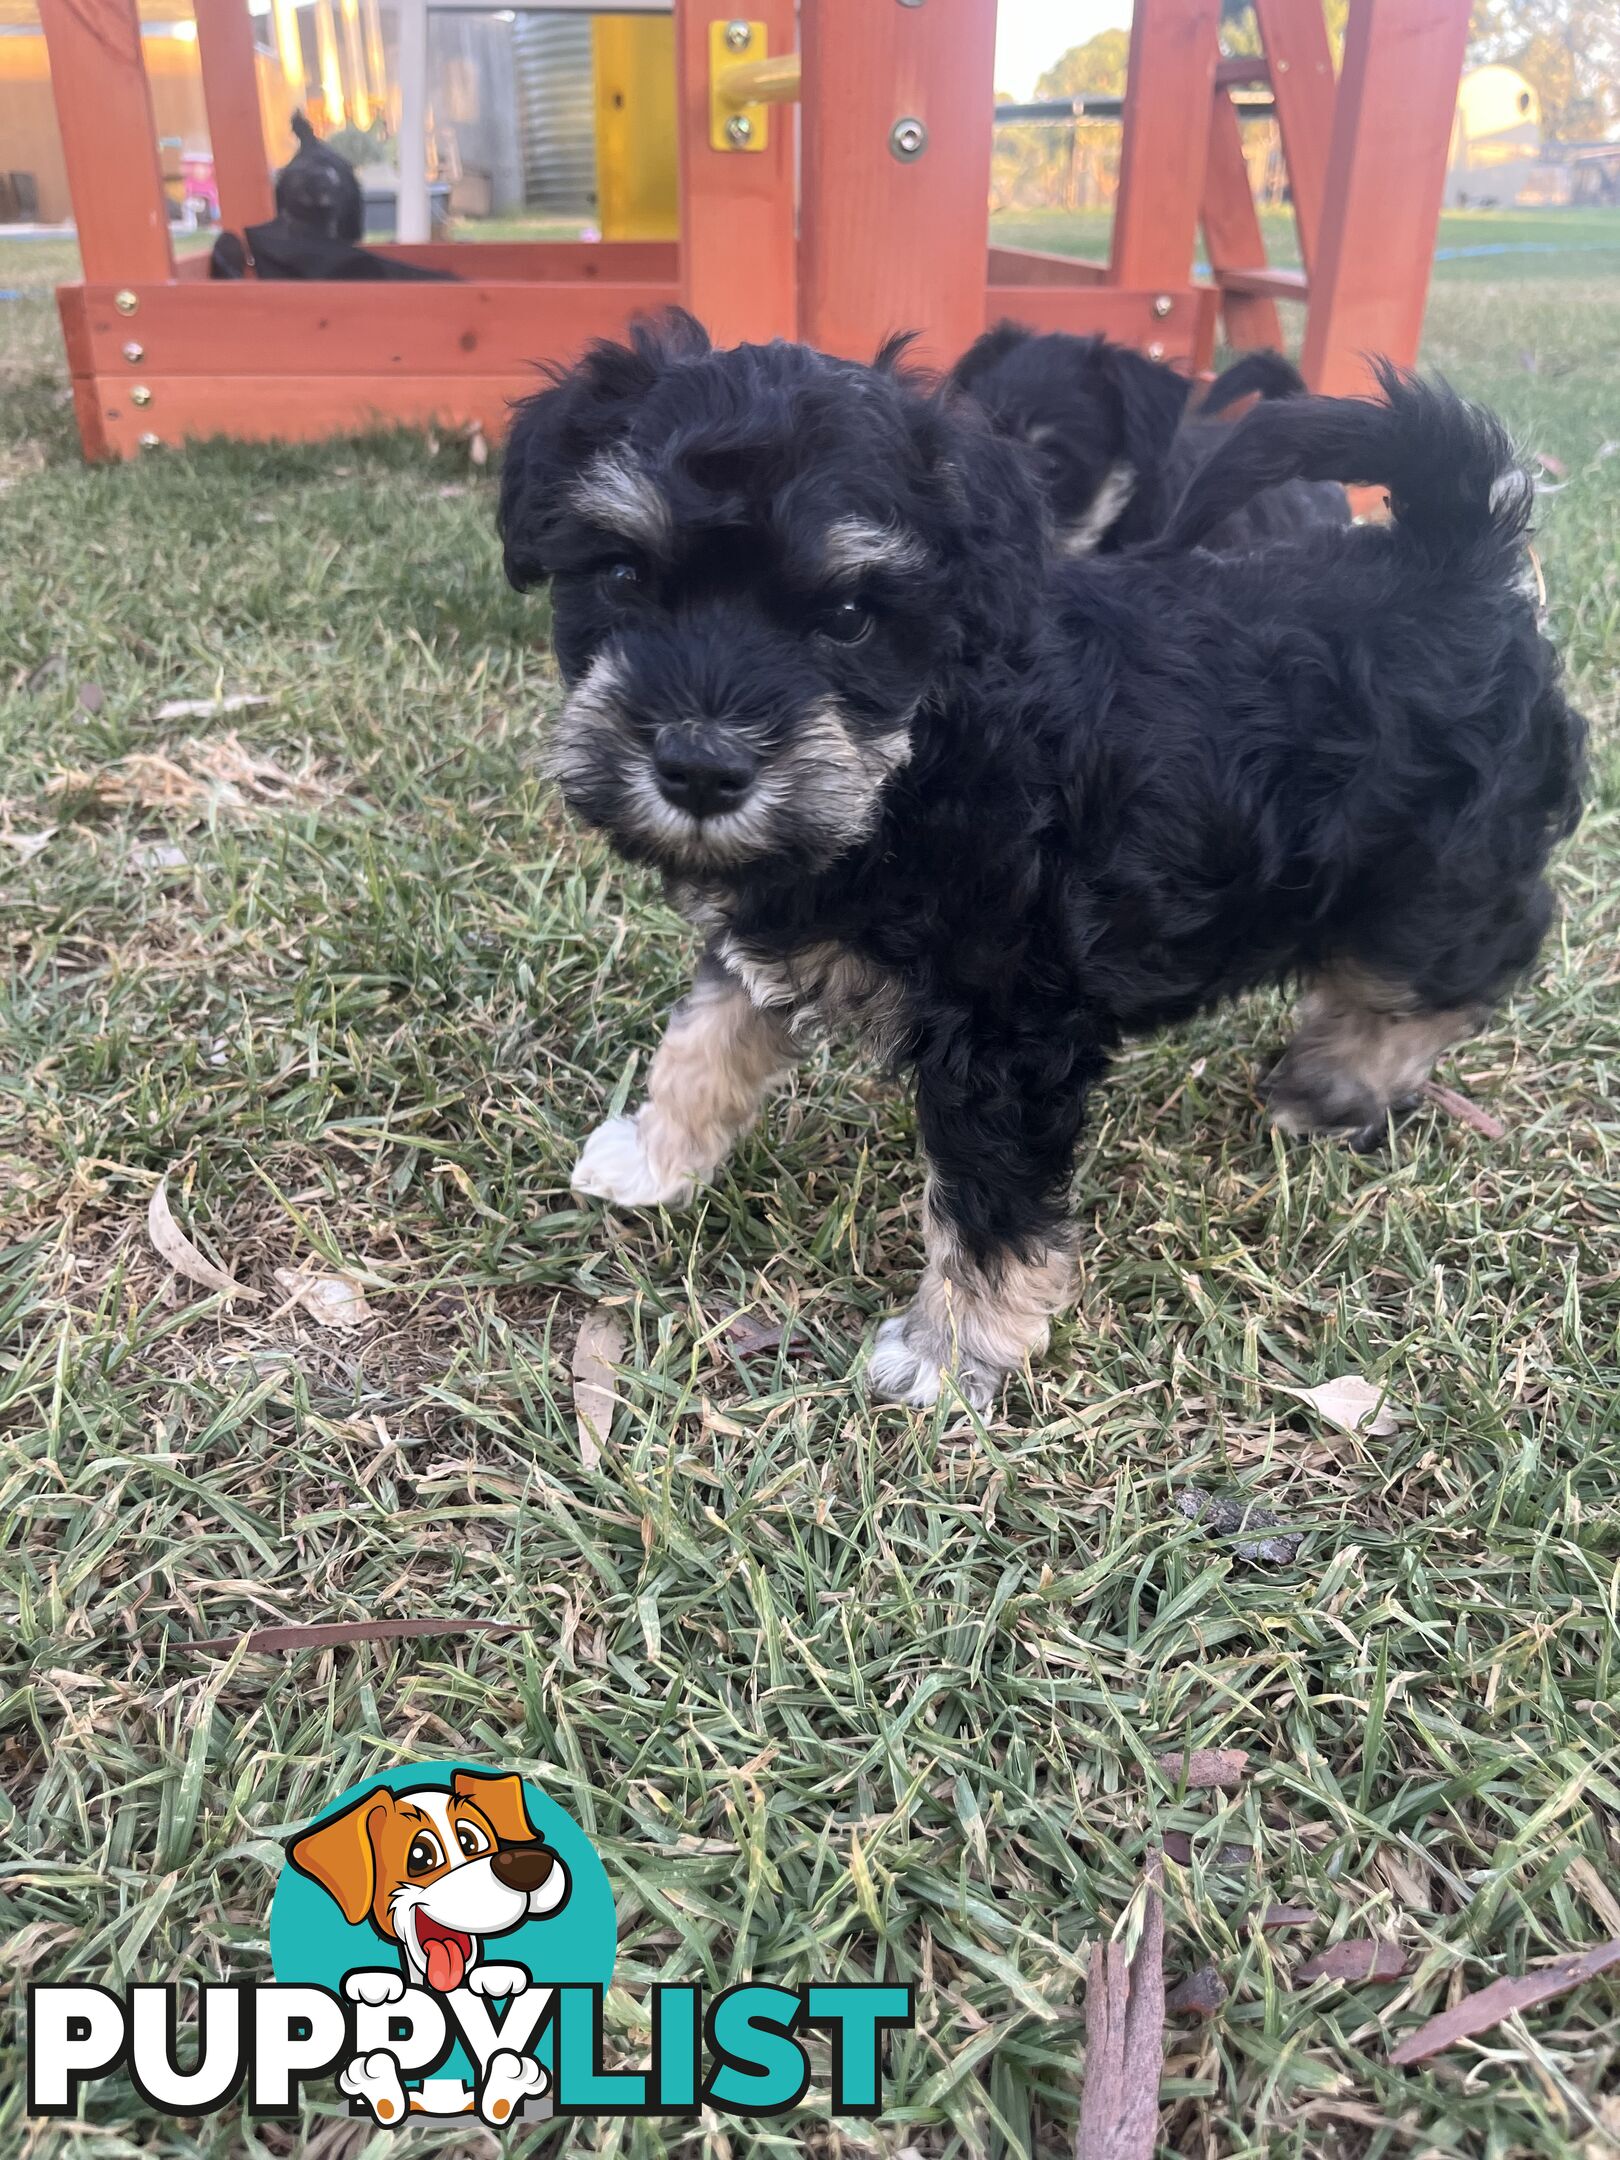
[652,727,757,816]
[490,1842,554,1894]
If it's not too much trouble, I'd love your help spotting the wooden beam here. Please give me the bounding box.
[75,374,539,459]
[37,0,172,285]
[987,283,1219,367]
[800,0,999,367]
[676,0,796,344]
[1110,0,1223,292]
[988,246,1110,287]
[1201,95,1284,349]
[1252,0,1336,274]
[1301,0,1470,394]
[1216,265,1308,298]
[194,0,275,234]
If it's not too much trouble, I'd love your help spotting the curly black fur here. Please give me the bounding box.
[948,321,1349,552]
[500,316,1585,1395]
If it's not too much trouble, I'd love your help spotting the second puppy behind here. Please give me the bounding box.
[950,323,1349,553]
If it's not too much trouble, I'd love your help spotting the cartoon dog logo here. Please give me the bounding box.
[289,1768,571,1996]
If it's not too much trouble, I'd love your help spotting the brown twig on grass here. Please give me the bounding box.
[1390,1939,1620,2066]
[1077,1855,1166,2160]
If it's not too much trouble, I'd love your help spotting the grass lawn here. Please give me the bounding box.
[2,211,1618,2158]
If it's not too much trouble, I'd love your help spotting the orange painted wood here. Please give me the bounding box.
[37,0,172,284]
[376,241,679,283]
[74,280,683,378]
[800,0,999,367]
[80,374,532,459]
[988,247,1110,288]
[194,0,275,233]
[1110,0,1223,292]
[1252,0,1336,274]
[55,285,95,377]
[987,283,1218,366]
[1219,266,1308,298]
[1301,0,1470,394]
[676,0,796,345]
[1201,95,1284,349]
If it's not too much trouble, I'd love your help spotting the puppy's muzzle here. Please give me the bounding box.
[651,724,758,818]
[490,1841,556,1895]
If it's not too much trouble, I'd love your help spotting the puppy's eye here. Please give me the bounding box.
[455,1821,492,1859]
[601,560,642,592]
[820,599,873,646]
[406,1831,445,1876]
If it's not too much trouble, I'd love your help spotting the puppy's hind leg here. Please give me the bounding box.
[1265,962,1484,1149]
[572,951,798,1208]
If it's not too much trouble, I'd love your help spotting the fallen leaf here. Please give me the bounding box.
[1420,1081,1507,1141]
[0,828,56,861]
[77,681,105,714]
[273,1268,372,1329]
[1378,1850,1434,1912]
[1279,1374,1397,1439]
[1147,1748,1249,1791]
[146,1176,260,1302]
[154,692,270,721]
[1296,1940,1408,1985]
[183,1616,520,1653]
[572,1310,626,1468]
[1164,1964,1226,2019]
[25,653,66,695]
[1162,1831,1252,1869]
[467,424,490,468]
[1260,1905,1316,1930]
[129,841,188,871]
[1567,1859,1620,1940]
[719,1309,784,1355]
[1390,1939,1620,2067]
[1177,1487,1302,1564]
[1077,1855,1165,2159]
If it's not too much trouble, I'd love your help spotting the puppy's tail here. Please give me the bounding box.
[1157,361,1532,565]
[290,109,318,149]
[1196,349,1307,418]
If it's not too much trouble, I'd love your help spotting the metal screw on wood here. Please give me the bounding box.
[1152,294,1173,318]
[114,290,138,316]
[1147,341,1166,361]
[723,19,751,48]
[138,433,161,449]
[131,385,152,407]
[122,341,144,363]
[725,113,754,145]
[889,116,927,159]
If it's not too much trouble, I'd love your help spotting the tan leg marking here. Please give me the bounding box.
[571,968,797,1208]
[868,1185,1077,1411]
[1268,964,1483,1138]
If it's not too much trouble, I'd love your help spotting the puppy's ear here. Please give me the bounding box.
[914,392,1049,652]
[498,308,710,591]
[1097,342,1192,474]
[288,1792,387,1926]
[451,1769,538,1845]
[946,319,1033,393]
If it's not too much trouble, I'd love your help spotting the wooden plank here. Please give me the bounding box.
[1201,94,1284,349]
[986,283,1218,365]
[37,0,173,285]
[988,246,1110,287]
[1218,266,1308,298]
[194,0,275,234]
[374,240,679,281]
[1110,0,1223,291]
[1252,0,1336,273]
[76,281,683,378]
[800,0,999,367]
[676,0,796,345]
[1301,0,1470,395]
[79,374,546,459]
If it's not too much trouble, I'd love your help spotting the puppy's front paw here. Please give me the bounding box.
[340,2049,408,2125]
[570,1114,695,1209]
[344,1970,406,2007]
[464,1961,528,2000]
[867,1313,999,1412]
[480,2047,548,2125]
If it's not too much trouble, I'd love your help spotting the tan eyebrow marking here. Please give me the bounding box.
[571,449,673,551]
[822,516,927,577]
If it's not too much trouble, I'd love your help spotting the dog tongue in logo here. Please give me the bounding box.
[418,1916,471,1991]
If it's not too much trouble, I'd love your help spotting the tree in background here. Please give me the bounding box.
[991,29,1128,212]
[1468,0,1620,142]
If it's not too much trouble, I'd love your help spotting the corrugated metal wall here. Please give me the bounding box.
[512,13,597,215]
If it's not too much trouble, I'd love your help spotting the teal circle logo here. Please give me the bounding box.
[270,1762,615,2123]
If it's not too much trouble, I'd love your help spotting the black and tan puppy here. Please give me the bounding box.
[949,323,1348,552]
[500,315,1583,1408]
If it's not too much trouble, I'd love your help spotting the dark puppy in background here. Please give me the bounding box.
[501,315,1582,1409]
[277,110,366,242]
[950,322,1348,552]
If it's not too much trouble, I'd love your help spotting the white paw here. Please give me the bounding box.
[339,2048,408,2125]
[867,1314,998,1412]
[344,1969,406,2007]
[464,1961,528,2000]
[479,2047,548,2126]
[570,1114,695,1209]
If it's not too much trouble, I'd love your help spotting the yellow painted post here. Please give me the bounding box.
[592,12,678,241]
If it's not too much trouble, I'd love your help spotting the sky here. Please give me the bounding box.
[993,0,1134,100]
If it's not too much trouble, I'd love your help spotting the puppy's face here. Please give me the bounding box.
[500,315,1043,879]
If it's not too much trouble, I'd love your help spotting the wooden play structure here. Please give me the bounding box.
[38,0,1472,461]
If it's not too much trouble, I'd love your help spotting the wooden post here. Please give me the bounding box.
[396,0,431,242]
[1252,0,1336,275]
[676,0,796,345]
[38,0,173,284]
[799,0,999,368]
[195,0,275,235]
[1201,95,1284,350]
[1111,0,1223,292]
[1301,0,1470,394]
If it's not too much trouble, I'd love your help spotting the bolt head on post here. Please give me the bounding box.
[725,113,754,145]
[114,290,138,316]
[122,341,144,363]
[1152,295,1173,319]
[889,116,927,159]
[130,386,152,407]
[138,432,161,450]
[723,17,751,47]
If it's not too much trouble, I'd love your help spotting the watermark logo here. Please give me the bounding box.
[28,1760,911,2127]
